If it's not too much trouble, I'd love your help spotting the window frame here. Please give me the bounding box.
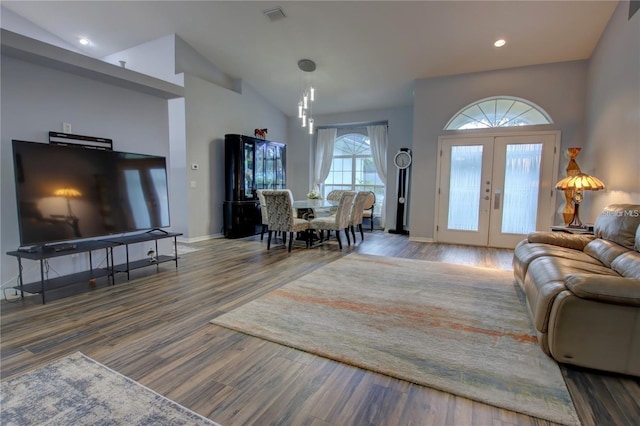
[444,96,553,130]
[323,133,384,214]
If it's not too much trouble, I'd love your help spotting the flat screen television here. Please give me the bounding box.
[12,140,171,247]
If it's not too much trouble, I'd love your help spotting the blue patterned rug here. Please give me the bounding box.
[1,352,219,425]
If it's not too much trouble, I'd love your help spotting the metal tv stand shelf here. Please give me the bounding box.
[7,239,118,304]
[105,230,182,280]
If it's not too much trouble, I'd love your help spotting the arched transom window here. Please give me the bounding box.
[444,96,552,130]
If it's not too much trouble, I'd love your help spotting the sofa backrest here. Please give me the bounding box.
[593,204,640,250]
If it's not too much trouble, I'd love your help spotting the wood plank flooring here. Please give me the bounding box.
[2,232,639,425]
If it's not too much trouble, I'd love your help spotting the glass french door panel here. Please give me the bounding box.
[501,143,543,234]
[447,145,483,231]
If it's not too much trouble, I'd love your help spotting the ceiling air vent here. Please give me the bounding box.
[263,7,286,22]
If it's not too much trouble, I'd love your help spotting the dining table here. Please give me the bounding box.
[292,198,339,220]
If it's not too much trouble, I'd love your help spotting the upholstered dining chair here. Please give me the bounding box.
[256,189,272,240]
[325,189,346,215]
[310,191,355,249]
[263,191,310,252]
[362,191,376,231]
[349,191,370,242]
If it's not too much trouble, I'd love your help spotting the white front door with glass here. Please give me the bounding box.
[436,132,560,248]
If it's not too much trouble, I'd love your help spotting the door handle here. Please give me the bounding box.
[494,189,501,210]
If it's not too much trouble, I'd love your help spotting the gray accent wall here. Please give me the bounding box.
[410,60,589,240]
[1,55,172,285]
[582,0,640,215]
[0,37,287,286]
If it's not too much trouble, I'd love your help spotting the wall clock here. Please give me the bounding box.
[394,150,412,169]
[389,148,411,235]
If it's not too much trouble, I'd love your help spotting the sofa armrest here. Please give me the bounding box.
[565,274,640,307]
[527,231,595,251]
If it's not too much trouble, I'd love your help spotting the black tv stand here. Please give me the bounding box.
[7,240,118,304]
[146,228,169,235]
[105,231,181,280]
[7,231,182,304]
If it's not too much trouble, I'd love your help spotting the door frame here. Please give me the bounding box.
[434,130,561,247]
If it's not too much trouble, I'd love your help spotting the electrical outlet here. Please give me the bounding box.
[63,122,72,133]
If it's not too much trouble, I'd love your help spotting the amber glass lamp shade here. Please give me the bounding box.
[554,173,605,228]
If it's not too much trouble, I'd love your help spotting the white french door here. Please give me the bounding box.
[436,132,560,248]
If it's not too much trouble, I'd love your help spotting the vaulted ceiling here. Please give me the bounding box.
[2,1,617,117]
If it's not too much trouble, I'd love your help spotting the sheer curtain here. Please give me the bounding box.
[367,125,387,229]
[313,128,336,191]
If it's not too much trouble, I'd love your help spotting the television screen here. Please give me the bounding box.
[12,140,170,247]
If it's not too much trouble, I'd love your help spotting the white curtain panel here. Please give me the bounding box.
[314,128,337,191]
[367,125,388,229]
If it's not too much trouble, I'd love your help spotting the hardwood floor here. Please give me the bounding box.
[2,232,639,425]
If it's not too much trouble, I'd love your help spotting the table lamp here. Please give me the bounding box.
[554,173,605,228]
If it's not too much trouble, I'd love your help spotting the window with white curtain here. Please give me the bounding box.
[324,133,384,214]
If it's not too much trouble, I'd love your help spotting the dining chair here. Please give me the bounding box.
[349,191,370,242]
[309,191,355,249]
[325,189,346,215]
[362,191,376,231]
[256,189,272,240]
[263,191,310,252]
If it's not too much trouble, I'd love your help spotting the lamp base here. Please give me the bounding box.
[567,202,584,228]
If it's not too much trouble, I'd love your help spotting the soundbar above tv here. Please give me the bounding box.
[12,140,171,247]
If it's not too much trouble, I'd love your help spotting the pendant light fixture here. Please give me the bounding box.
[297,59,316,134]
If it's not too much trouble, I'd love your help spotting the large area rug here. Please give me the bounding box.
[1,352,218,425]
[211,253,579,425]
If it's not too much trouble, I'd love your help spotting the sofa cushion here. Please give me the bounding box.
[565,274,640,306]
[594,204,640,250]
[527,231,594,251]
[514,242,602,285]
[584,239,631,268]
[523,257,618,333]
[612,251,640,279]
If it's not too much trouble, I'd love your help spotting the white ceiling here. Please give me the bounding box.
[2,1,617,117]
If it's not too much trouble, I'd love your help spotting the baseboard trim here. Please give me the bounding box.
[409,236,435,243]
[177,233,224,244]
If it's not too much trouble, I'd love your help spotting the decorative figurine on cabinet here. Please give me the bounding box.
[254,128,268,139]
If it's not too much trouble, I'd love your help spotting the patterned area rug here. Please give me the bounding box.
[1,352,219,425]
[211,253,579,425]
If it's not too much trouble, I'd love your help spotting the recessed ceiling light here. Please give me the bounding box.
[494,39,506,48]
[79,38,90,46]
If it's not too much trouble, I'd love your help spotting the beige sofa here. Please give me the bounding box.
[513,204,640,376]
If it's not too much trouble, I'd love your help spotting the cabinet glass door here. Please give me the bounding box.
[275,145,286,189]
[255,142,265,189]
[243,141,255,198]
[264,144,276,188]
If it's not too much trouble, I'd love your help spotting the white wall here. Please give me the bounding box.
[102,34,184,86]
[582,0,640,217]
[0,6,80,53]
[411,60,589,240]
[287,106,413,229]
[178,76,287,241]
[182,74,241,240]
